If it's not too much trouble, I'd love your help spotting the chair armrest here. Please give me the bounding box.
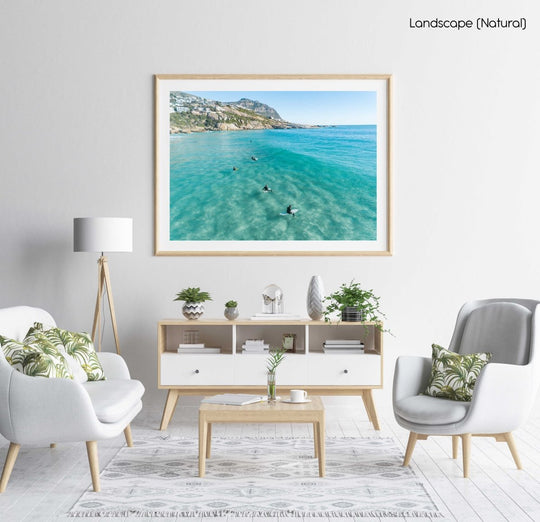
[96,352,131,380]
[8,371,103,444]
[393,355,432,404]
[464,362,535,433]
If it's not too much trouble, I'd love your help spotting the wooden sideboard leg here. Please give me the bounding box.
[361,389,380,430]
[160,389,180,431]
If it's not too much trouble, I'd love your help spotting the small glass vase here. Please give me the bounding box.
[267,372,277,401]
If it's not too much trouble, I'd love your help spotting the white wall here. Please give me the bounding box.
[1,1,539,410]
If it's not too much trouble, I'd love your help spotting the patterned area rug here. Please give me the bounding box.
[68,435,442,517]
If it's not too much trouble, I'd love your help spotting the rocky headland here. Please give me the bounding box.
[169,91,319,134]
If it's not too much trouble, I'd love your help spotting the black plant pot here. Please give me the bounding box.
[341,306,363,322]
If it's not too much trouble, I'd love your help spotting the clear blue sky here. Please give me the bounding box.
[186,91,377,125]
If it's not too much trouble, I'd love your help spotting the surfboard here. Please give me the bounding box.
[280,209,298,216]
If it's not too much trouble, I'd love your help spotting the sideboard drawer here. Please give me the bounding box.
[160,353,234,385]
[233,354,308,385]
[306,354,381,385]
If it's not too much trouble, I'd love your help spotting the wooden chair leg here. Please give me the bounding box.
[124,424,133,447]
[0,443,21,493]
[86,441,101,492]
[461,433,471,478]
[50,443,56,449]
[403,432,418,466]
[503,432,522,470]
[452,435,459,459]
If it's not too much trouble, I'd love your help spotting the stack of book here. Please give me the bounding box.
[177,343,221,354]
[242,339,269,353]
[322,339,365,354]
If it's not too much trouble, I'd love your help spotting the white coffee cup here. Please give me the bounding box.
[290,389,308,402]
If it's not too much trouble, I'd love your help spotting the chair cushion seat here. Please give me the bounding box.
[395,395,470,425]
[83,379,144,423]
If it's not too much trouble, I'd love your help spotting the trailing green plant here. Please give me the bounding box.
[174,287,212,303]
[225,300,238,308]
[323,280,386,329]
[266,348,286,374]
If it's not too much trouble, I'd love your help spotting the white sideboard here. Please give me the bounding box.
[158,319,383,430]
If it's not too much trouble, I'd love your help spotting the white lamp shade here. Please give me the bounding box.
[74,217,133,253]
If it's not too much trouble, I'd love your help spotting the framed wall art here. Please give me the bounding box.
[282,333,297,353]
[155,74,392,256]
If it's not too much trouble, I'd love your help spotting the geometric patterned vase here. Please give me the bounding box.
[306,275,325,321]
[182,302,205,320]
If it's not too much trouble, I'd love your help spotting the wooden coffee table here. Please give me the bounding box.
[198,396,325,477]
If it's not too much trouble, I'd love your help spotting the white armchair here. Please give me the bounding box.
[393,299,540,477]
[0,306,145,492]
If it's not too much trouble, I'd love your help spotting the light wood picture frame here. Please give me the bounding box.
[155,74,392,256]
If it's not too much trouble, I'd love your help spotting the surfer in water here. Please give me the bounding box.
[262,184,272,192]
[287,204,296,217]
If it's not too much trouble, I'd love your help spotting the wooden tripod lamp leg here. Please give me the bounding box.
[91,255,122,355]
[102,257,121,355]
[91,256,105,352]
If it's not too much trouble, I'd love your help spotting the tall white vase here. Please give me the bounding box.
[307,275,325,321]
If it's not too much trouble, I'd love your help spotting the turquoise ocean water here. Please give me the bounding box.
[169,125,376,241]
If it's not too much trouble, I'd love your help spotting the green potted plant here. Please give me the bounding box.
[224,300,239,320]
[174,287,212,320]
[266,348,286,401]
[323,280,386,328]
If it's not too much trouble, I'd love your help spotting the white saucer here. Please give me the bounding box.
[281,398,312,404]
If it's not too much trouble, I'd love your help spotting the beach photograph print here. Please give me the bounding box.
[155,75,391,255]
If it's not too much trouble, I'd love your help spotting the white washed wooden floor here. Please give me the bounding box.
[1,391,539,522]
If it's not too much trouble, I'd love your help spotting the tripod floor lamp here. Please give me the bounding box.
[73,217,133,355]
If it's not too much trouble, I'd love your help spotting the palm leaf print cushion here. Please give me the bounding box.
[0,334,73,379]
[27,323,105,381]
[423,344,492,402]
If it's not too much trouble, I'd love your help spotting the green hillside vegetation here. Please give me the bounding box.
[169,92,315,134]
[170,106,287,134]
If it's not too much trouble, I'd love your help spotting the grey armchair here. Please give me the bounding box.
[0,306,145,492]
[393,299,540,477]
